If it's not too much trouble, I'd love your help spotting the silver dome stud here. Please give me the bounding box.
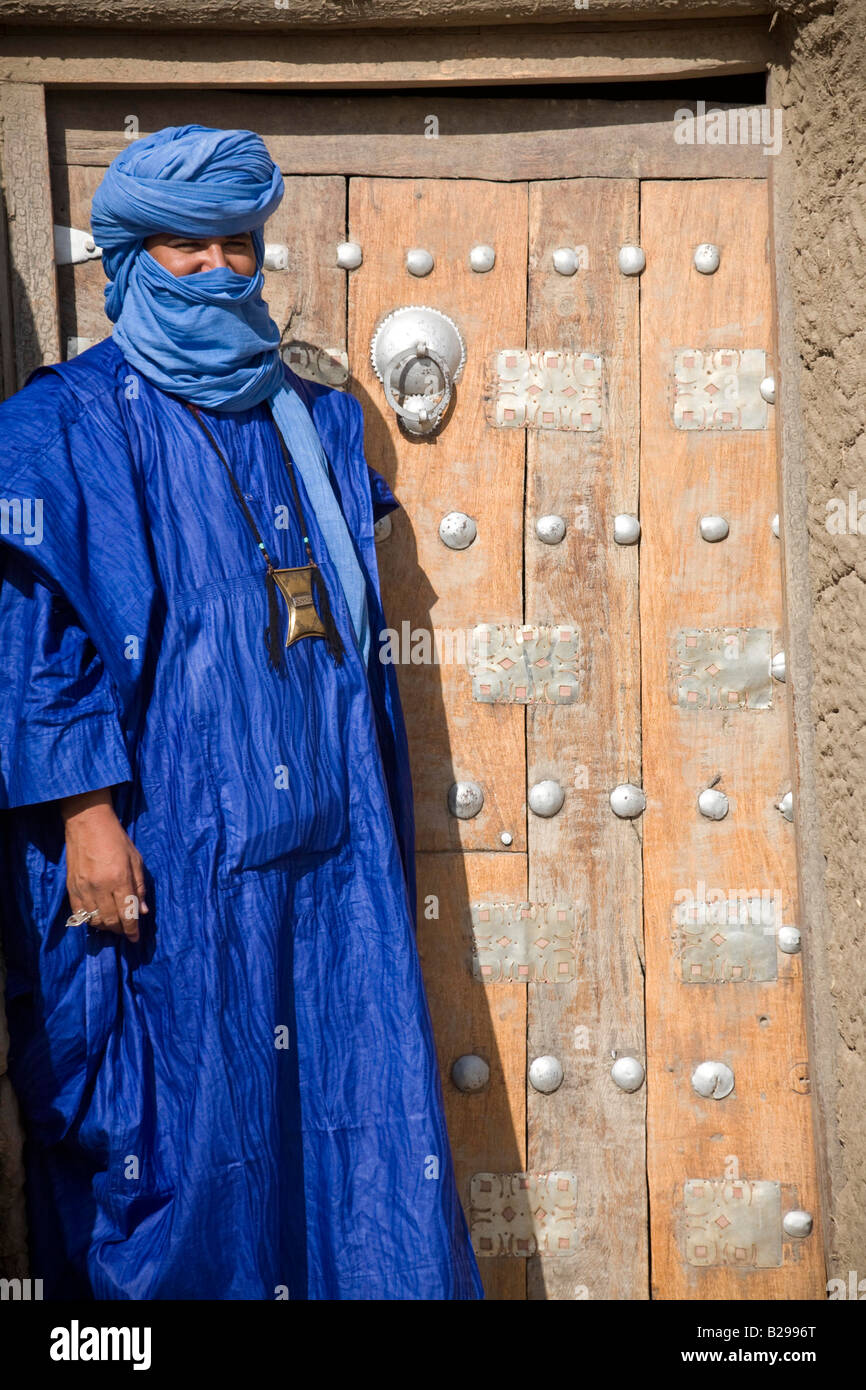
[694,243,721,275]
[451,1055,490,1093]
[438,511,477,550]
[699,515,730,542]
[698,788,729,821]
[528,1056,564,1094]
[782,1209,813,1239]
[553,247,579,276]
[691,1061,735,1100]
[448,781,484,820]
[406,248,434,277]
[336,241,363,270]
[528,780,565,817]
[760,376,776,404]
[263,243,289,271]
[536,514,567,545]
[613,514,641,545]
[469,244,496,273]
[618,245,646,276]
[610,783,646,819]
[611,1057,645,1092]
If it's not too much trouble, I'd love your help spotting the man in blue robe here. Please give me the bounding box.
[0,124,483,1300]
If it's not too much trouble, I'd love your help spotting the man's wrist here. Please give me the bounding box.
[59,787,115,825]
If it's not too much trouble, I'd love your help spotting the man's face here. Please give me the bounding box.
[144,232,257,277]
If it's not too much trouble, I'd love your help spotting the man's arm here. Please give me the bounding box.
[0,553,147,941]
[0,553,134,809]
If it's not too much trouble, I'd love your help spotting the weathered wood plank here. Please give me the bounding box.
[1,21,771,87]
[416,849,528,1302]
[0,3,777,32]
[0,117,17,398]
[640,179,824,1299]
[347,176,528,852]
[0,82,60,383]
[46,92,770,180]
[523,180,647,1300]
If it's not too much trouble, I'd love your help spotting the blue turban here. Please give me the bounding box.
[91,123,284,322]
[89,124,371,662]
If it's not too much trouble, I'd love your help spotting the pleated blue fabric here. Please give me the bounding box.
[0,337,484,1300]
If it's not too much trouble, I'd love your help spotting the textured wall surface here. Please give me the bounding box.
[770,0,866,1286]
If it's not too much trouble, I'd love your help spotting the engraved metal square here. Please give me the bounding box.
[684,1180,782,1268]
[486,349,602,431]
[467,623,582,705]
[66,336,96,359]
[674,627,773,710]
[470,1172,578,1257]
[672,348,768,430]
[470,902,577,983]
[674,895,778,983]
[282,341,349,387]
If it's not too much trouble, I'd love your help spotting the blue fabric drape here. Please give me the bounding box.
[90,123,369,658]
[0,337,480,1300]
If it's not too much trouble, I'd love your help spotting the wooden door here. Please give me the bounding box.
[42,93,823,1301]
[347,174,821,1302]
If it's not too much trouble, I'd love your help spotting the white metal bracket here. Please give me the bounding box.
[53,225,102,266]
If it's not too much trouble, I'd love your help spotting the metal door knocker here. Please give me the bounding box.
[370,305,466,436]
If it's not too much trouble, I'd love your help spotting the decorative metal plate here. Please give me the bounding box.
[672,348,768,430]
[683,1180,782,1268]
[281,342,349,387]
[673,896,778,983]
[674,627,773,710]
[470,1172,578,1257]
[66,336,96,359]
[470,901,577,983]
[467,623,582,705]
[486,349,602,431]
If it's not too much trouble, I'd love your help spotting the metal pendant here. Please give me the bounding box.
[272,565,327,647]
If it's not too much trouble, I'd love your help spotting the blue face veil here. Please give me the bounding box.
[90,124,370,664]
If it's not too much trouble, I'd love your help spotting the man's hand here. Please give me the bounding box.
[60,788,149,944]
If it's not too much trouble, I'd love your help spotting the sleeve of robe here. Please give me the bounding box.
[365,461,401,524]
[0,546,133,811]
[340,389,418,927]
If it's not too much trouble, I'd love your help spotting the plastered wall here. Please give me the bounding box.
[0,0,863,1293]
[770,0,866,1289]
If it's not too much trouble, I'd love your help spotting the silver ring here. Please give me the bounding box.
[65,908,100,927]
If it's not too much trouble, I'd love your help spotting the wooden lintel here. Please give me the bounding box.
[0,22,771,88]
[0,1,776,31]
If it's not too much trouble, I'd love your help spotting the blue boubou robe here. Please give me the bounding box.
[0,336,483,1301]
